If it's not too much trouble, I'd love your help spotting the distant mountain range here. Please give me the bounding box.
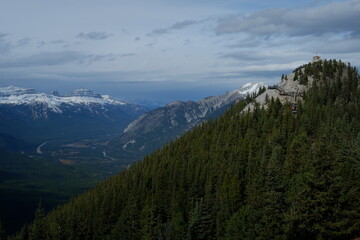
[0,86,148,147]
[0,83,265,158]
[108,82,266,160]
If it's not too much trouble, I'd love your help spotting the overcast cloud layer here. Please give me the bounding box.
[0,0,359,105]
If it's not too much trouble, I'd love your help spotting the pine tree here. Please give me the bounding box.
[29,202,47,240]
[258,145,285,239]
[110,203,140,240]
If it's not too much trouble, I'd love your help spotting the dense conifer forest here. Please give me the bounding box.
[7,60,360,239]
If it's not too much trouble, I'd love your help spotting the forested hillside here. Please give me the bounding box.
[9,59,360,240]
[0,150,102,236]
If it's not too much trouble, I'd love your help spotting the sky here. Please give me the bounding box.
[0,0,359,106]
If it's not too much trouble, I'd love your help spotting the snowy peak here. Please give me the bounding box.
[0,85,37,96]
[66,89,102,98]
[236,82,265,95]
[0,86,147,120]
[0,86,149,123]
[199,82,266,110]
[0,86,127,109]
[165,82,265,109]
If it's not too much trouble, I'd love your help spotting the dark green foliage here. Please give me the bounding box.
[0,150,101,236]
[12,60,360,239]
[294,71,298,81]
[29,203,46,240]
[299,74,308,85]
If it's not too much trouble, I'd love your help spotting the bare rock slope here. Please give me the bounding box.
[245,62,316,111]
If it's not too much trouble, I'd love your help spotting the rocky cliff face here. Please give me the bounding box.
[245,63,317,111]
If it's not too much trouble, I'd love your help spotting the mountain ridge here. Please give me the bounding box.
[0,86,148,145]
[0,86,143,117]
[108,82,265,160]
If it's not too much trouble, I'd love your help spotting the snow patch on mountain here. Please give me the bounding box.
[122,139,136,150]
[198,82,266,111]
[0,85,37,96]
[237,82,265,95]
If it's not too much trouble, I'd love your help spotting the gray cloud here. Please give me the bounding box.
[37,41,46,48]
[0,51,115,68]
[147,19,199,37]
[0,33,11,54]
[215,0,360,37]
[171,20,198,30]
[147,28,168,36]
[15,38,31,48]
[203,70,284,80]
[120,53,136,57]
[226,39,262,48]
[77,31,113,40]
[314,37,360,54]
[218,50,312,68]
[50,40,65,44]
[146,42,156,48]
[0,34,29,53]
[349,30,360,38]
[306,0,331,8]
[121,29,130,35]
[184,39,192,45]
[36,40,68,48]
[220,51,268,62]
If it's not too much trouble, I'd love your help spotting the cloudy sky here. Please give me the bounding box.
[0,0,359,106]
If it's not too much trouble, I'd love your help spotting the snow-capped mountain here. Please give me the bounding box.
[0,86,148,144]
[0,86,135,116]
[108,82,265,160]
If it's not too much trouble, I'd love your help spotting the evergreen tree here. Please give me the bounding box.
[110,203,141,240]
[29,202,46,240]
